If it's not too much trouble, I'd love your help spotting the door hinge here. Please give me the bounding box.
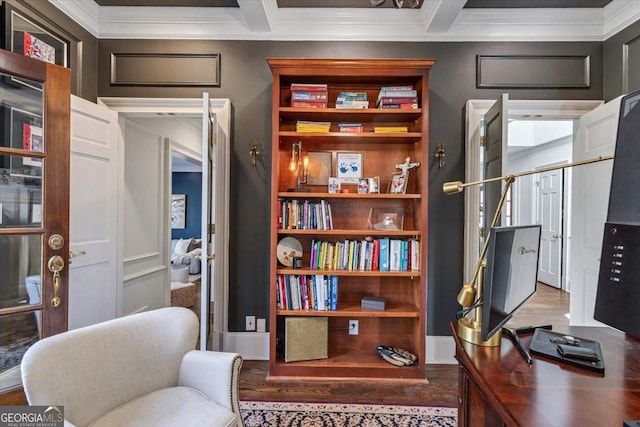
[480,136,486,147]
[209,224,216,235]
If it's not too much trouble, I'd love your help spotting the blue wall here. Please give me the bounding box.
[171,172,202,240]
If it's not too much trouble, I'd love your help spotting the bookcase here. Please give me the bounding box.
[268,58,435,380]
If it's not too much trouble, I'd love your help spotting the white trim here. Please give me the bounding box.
[426,335,457,364]
[49,0,640,42]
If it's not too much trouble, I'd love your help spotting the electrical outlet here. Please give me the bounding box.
[257,318,266,332]
[349,319,359,335]
[246,315,256,331]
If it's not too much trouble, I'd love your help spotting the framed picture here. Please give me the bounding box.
[4,4,70,89]
[328,177,340,194]
[5,106,43,179]
[29,188,42,224]
[367,207,404,230]
[336,152,362,183]
[368,176,380,194]
[171,194,187,229]
[358,178,369,194]
[388,172,407,194]
[307,151,332,185]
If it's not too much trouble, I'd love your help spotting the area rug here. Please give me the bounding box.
[0,312,39,374]
[240,400,457,426]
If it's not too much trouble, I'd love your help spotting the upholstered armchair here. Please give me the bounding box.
[21,307,243,427]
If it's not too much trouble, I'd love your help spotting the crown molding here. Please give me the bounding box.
[49,0,640,42]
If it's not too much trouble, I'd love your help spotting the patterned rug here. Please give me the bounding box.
[0,312,39,373]
[240,400,457,426]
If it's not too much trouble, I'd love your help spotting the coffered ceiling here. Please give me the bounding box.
[51,0,639,42]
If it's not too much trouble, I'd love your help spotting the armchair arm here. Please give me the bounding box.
[178,350,243,425]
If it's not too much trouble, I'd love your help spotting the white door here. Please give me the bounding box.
[483,94,509,233]
[568,96,622,325]
[200,94,230,351]
[537,168,563,288]
[69,96,120,329]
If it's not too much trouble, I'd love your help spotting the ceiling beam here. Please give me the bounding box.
[237,0,271,32]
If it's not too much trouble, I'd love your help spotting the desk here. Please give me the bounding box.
[452,322,640,426]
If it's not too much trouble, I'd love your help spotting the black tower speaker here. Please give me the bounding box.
[594,90,640,339]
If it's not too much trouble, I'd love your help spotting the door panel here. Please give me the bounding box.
[0,51,70,397]
[537,169,563,287]
[483,94,509,236]
[69,96,120,329]
[569,96,622,325]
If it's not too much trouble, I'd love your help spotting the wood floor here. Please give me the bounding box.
[239,283,569,407]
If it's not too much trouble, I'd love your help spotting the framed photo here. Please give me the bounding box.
[368,176,380,194]
[358,178,369,194]
[171,194,187,229]
[4,4,70,89]
[336,152,362,183]
[29,189,42,224]
[367,207,404,230]
[4,106,43,179]
[328,177,340,194]
[307,151,332,185]
[388,172,407,194]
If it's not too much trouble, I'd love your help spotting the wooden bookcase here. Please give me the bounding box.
[267,58,435,380]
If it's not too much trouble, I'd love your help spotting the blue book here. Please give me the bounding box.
[330,275,338,310]
[379,237,390,272]
[400,240,409,271]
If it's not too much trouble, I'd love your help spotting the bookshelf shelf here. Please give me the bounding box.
[268,57,435,381]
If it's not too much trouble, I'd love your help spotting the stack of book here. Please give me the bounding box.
[276,274,339,311]
[338,123,364,133]
[291,83,328,108]
[376,86,418,109]
[335,91,369,109]
[296,120,331,133]
[373,126,408,133]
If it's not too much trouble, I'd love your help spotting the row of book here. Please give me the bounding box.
[376,86,418,109]
[277,199,333,230]
[291,83,328,108]
[309,237,419,272]
[289,83,419,110]
[276,274,338,311]
[335,91,369,109]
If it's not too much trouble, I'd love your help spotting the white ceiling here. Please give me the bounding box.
[50,0,640,42]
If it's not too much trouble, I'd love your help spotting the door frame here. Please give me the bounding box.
[464,99,603,292]
[97,97,231,349]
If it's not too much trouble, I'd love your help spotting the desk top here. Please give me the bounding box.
[452,322,640,426]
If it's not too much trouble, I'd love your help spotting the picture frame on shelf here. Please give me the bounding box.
[171,194,187,229]
[368,176,380,194]
[336,152,362,183]
[306,151,332,185]
[357,178,369,194]
[367,207,404,230]
[388,172,407,194]
[328,177,340,194]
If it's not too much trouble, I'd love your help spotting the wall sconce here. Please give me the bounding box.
[288,141,310,192]
[249,139,261,167]
[435,144,446,168]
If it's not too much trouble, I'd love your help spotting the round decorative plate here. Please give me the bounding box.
[277,236,303,267]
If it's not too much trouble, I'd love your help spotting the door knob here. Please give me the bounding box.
[47,255,65,307]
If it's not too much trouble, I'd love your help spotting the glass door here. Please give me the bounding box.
[0,50,70,395]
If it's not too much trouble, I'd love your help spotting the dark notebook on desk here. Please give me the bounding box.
[529,328,605,373]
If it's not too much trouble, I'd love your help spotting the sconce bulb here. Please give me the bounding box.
[289,161,296,172]
[303,156,309,169]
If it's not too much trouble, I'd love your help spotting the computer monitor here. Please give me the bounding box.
[481,224,542,341]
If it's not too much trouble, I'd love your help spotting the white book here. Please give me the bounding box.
[410,239,420,271]
[389,239,402,271]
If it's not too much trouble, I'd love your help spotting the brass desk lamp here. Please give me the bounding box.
[443,155,613,346]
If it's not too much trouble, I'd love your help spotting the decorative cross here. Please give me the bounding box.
[395,157,420,174]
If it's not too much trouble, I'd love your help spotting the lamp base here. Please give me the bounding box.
[457,317,502,347]
[287,188,310,192]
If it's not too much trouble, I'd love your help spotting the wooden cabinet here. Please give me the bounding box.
[267,58,435,380]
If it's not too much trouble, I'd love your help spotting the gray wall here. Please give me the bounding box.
[604,19,640,100]
[21,0,640,336]
[96,40,603,335]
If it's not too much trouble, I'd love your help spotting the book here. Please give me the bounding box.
[379,104,418,110]
[291,101,327,108]
[290,83,328,92]
[377,97,418,105]
[389,239,402,271]
[379,237,390,272]
[374,126,409,133]
[292,91,328,101]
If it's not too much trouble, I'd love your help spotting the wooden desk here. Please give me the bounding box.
[452,322,640,426]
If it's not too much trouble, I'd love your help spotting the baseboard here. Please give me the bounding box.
[222,333,456,364]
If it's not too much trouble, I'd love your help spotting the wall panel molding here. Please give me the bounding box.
[477,55,591,88]
[110,53,220,86]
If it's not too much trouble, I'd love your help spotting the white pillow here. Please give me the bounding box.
[174,238,192,254]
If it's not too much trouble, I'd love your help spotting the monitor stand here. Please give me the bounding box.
[501,324,552,364]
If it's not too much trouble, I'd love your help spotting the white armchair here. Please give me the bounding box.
[21,307,243,427]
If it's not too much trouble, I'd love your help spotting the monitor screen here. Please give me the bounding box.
[481,224,542,341]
